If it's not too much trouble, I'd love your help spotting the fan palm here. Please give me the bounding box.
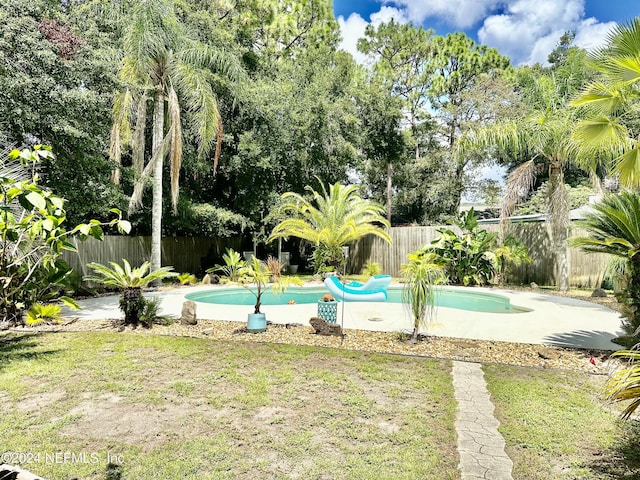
[571,18,640,187]
[267,181,391,272]
[110,0,242,274]
[570,191,640,337]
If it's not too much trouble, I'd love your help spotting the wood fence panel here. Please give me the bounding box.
[63,224,611,288]
[350,223,611,288]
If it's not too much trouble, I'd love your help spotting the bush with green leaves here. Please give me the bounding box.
[85,260,177,326]
[362,261,382,277]
[206,248,245,282]
[0,146,131,325]
[424,209,498,286]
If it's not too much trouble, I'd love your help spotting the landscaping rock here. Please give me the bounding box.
[180,301,197,325]
[202,274,211,285]
[537,346,562,360]
[591,288,607,298]
[530,282,539,290]
[309,317,343,336]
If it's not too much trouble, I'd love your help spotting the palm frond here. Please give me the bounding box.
[132,94,148,176]
[167,84,183,214]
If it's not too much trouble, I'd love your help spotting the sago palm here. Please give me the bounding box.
[268,181,392,272]
[572,18,640,187]
[111,0,242,274]
[85,259,177,325]
[570,191,640,338]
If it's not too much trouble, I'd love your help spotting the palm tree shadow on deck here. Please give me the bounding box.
[543,330,622,351]
[0,333,60,372]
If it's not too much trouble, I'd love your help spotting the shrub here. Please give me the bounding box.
[362,261,382,276]
[207,248,245,281]
[0,146,130,325]
[424,209,497,286]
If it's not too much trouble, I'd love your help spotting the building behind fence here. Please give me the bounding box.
[64,223,611,288]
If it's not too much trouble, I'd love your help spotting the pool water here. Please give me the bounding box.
[185,286,526,313]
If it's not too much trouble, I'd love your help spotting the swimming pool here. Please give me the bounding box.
[185,286,527,313]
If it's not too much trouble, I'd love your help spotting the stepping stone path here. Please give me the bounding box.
[452,361,514,480]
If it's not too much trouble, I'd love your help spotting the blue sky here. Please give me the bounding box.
[334,0,637,65]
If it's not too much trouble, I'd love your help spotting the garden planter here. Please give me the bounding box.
[317,301,338,324]
[247,312,267,333]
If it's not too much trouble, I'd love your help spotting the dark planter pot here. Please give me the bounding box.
[247,312,267,333]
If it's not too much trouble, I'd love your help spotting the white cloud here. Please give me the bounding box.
[391,0,501,29]
[337,0,617,67]
[337,13,369,64]
[337,7,409,65]
[477,0,616,65]
[370,6,409,25]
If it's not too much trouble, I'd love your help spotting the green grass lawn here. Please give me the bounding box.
[0,332,458,480]
[484,364,640,480]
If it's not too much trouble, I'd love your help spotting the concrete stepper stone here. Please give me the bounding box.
[452,361,514,480]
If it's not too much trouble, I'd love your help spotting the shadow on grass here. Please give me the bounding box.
[589,420,640,479]
[105,463,123,480]
[0,333,59,372]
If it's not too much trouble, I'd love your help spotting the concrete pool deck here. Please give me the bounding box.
[65,284,625,351]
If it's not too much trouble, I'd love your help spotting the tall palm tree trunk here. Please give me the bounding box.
[151,87,165,277]
[386,162,393,223]
[549,160,569,291]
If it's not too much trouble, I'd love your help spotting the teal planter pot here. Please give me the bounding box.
[247,313,267,333]
[317,301,338,324]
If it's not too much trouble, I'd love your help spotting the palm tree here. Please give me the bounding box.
[571,191,640,339]
[458,76,582,291]
[110,0,242,274]
[267,181,392,272]
[572,18,640,187]
[400,251,445,342]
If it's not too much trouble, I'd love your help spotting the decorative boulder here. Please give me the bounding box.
[180,300,197,325]
[202,274,211,285]
[309,317,342,336]
[591,288,607,298]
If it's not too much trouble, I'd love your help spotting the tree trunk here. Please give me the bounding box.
[386,162,393,223]
[150,87,165,278]
[548,160,569,292]
[625,253,640,337]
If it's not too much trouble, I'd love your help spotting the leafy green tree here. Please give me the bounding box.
[571,191,640,342]
[111,0,242,273]
[572,18,640,187]
[0,147,131,325]
[0,0,124,225]
[430,32,511,213]
[268,181,391,272]
[85,259,177,326]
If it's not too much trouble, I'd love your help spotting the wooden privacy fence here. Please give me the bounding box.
[63,236,242,278]
[348,223,611,288]
[64,223,611,288]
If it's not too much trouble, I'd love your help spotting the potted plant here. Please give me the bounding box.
[400,251,445,342]
[317,293,337,324]
[239,256,302,332]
